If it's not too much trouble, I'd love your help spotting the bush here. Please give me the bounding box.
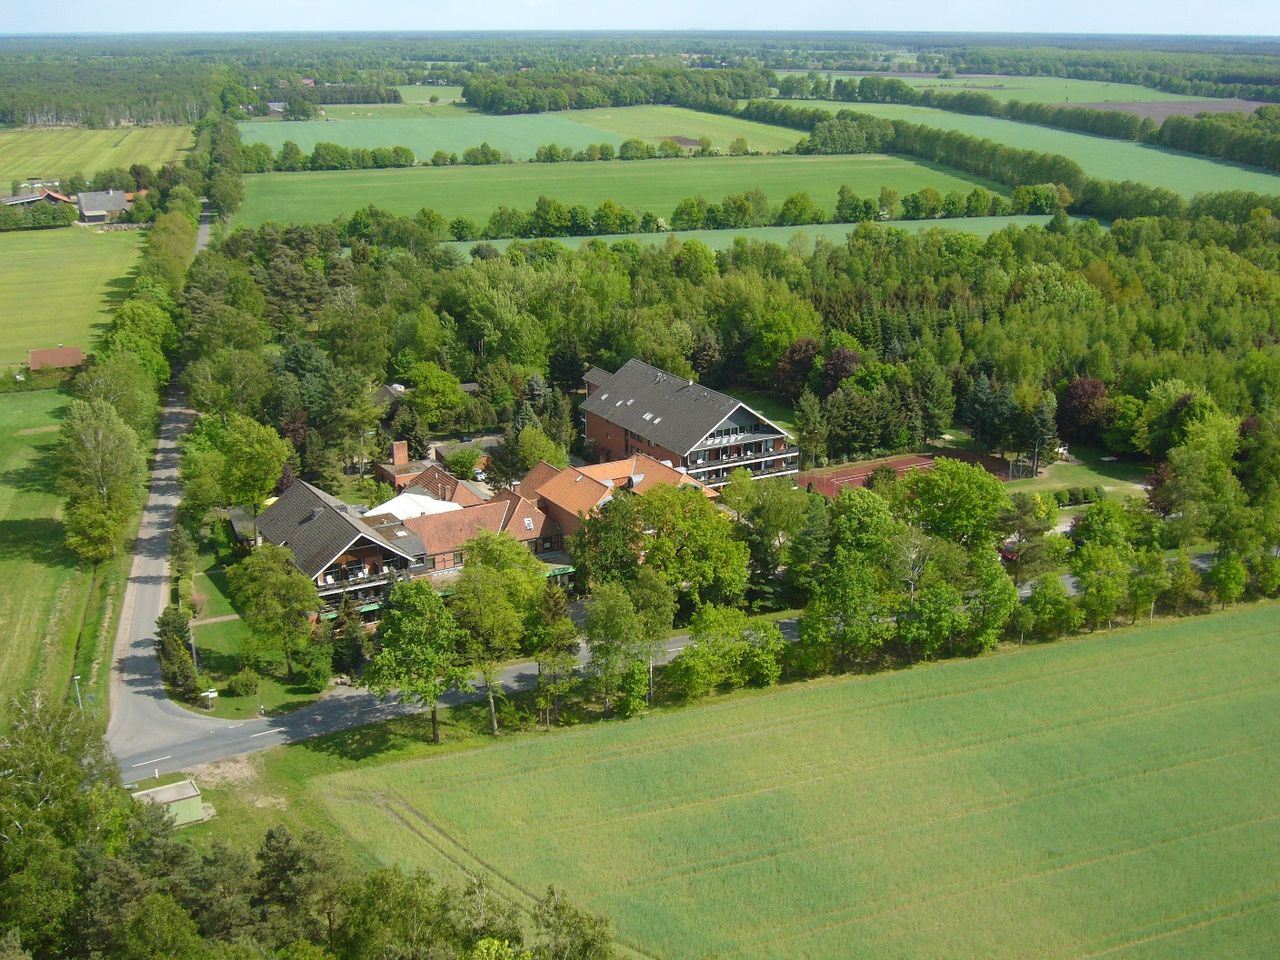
[1093,484,1107,502]
[226,668,260,698]
[1052,489,1070,507]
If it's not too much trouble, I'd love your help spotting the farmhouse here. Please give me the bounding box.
[2,187,72,208]
[582,359,798,488]
[254,477,570,618]
[27,345,86,371]
[76,188,131,223]
[517,454,716,537]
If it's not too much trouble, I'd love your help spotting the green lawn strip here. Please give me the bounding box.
[0,229,142,369]
[0,125,193,187]
[774,73,1208,104]
[296,601,1280,960]
[445,215,1060,257]
[724,386,796,434]
[237,154,1003,228]
[804,100,1280,197]
[1007,445,1149,499]
[190,618,323,719]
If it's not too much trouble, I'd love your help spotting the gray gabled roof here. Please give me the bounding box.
[76,189,129,216]
[254,480,415,579]
[582,359,776,455]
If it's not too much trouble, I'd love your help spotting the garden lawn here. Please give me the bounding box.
[310,602,1280,960]
[443,215,1061,256]
[238,111,625,162]
[0,125,192,186]
[191,618,324,720]
[0,228,142,368]
[776,73,1207,104]
[237,154,1001,227]
[1007,445,1149,500]
[570,105,804,152]
[0,390,132,723]
[806,100,1280,197]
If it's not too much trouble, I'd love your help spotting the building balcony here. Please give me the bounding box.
[688,443,799,473]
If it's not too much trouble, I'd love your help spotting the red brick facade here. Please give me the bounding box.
[585,411,685,467]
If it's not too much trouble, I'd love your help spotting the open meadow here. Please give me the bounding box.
[807,100,1280,196]
[444,214,1061,256]
[237,153,1000,226]
[239,104,803,160]
[0,125,191,187]
[307,602,1280,959]
[0,228,142,368]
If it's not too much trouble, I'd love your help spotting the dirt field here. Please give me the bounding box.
[1073,99,1265,121]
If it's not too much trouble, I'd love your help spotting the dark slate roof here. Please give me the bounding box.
[76,189,130,216]
[254,480,415,579]
[581,359,755,455]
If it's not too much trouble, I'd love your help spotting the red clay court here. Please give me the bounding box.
[797,453,936,498]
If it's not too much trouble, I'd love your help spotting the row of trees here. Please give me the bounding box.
[242,139,416,173]
[0,697,614,960]
[462,66,772,114]
[1150,106,1280,174]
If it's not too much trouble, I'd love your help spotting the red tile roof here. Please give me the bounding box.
[491,489,554,541]
[403,502,508,557]
[405,462,487,506]
[27,346,86,370]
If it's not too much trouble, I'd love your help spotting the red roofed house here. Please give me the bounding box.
[403,490,562,579]
[27,346,86,371]
[517,453,715,538]
[404,461,488,506]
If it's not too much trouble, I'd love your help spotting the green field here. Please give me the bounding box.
[778,72,1206,104]
[239,105,802,161]
[0,125,192,187]
[310,602,1280,959]
[445,215,1060,256]
[394,84,465,103]
[808,100,1280,197]
[570,105,804,152]
[0,228,142,368]
[0,391,132,721]
[237,154,999,227]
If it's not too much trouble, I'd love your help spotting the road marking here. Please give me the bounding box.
[668,645,685,652]
[130,755,171,767]
[227,723,243,730]
[248,730,274,738]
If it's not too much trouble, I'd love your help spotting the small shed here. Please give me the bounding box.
[132,779,206,826]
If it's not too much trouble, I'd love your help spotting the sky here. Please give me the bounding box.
[20,0,1280,37]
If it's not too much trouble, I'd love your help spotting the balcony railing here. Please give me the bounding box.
[688,444,799,472]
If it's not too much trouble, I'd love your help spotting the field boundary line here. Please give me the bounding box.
[1072,887,1280,959]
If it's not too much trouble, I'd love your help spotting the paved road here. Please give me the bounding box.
[112,623,797,777]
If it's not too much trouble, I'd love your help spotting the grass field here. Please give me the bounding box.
[239,105,803,160]
[1007,445,1149,500]
[0,391,133,723]
[237,154,1000,227]
[0,125,192,187]
[807,100,1280,197]
[395,84,465,104]
[777,72,1206,105]
[570,105,804,152]
[305,602,1280,959]
[0,228,142,369]
[444,215,1061,256]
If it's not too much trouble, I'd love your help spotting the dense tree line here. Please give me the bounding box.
[1149,106,1280,174]
[0,696,615,960]
[242,139,416,173]
[0,200,77,232]
[462,66,772,114]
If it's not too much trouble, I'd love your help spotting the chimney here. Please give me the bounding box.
[391,440,409,466]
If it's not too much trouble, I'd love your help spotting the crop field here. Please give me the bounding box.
[316,602,1280,959]
[0,125,192,187]
[443,215,1061,256]
[239,105,802,160]
[239,111,623,161]
[237,154,998,227]
[808,100,1280,197]
[570,105,804,152]
[0,228,141,368]
[777,72,1206,104]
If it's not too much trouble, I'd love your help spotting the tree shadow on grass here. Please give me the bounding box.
[0,440,64,497]
[298,699,494,763]
[0,517,79,569]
